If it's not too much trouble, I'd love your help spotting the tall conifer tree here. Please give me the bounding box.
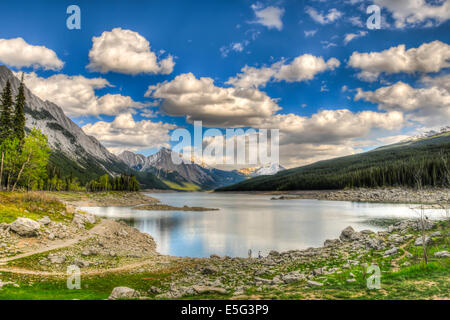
[13,74,26,142]
[0,80,13,141]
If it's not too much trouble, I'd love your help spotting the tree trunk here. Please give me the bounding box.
[11,154,31,192]
[0,151,3,191]
[6,173,11,191]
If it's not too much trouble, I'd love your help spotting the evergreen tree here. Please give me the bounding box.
[13,74,26,142]
[0,80,13,141]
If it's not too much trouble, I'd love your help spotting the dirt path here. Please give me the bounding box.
[0,218,183,276]
[0,257,177,276]
[0,220,109,264]
[391,239,414,271]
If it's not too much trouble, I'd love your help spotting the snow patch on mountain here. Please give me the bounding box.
[402,126,450,142]
[250,163,286,177]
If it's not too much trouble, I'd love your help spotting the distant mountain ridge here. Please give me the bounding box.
[237,163,286,177]
[251,163,286,177]
[119,148,246,190]
[401,126,450,143]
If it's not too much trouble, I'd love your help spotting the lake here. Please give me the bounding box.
[81,192,444,258]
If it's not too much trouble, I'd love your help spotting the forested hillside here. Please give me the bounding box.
[217,132,450,191]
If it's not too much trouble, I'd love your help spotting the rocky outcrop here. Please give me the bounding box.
[9,218,41,237]
[108,287,140,300]
[434,251,450,258]
[384,247,399,257]
[72,213,97,229]
[414,236,432,246]
[339,226,356,241]
[192,285,227,295]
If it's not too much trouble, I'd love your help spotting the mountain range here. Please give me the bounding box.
[3,64,445,192]
[0,65,248,190]
[118,148,246,190]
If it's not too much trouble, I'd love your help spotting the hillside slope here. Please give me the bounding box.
[217,132,450,191]
[0,65,164,187]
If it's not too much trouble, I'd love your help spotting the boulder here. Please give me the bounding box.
[254,277,272,285]
[200,265,219,275]
[10,218,40,237]
[384,247,398,257]
[192,285,227,295]
[365,238,385,250]
[38,216,51,226]
[268,250,280,257]
[312,268,324,276]
[72,213,96,228]
[73,259,90,268]
[324,239,341,247]
[0,223,9,230]
[307,280,323,287]
[414,236,432,246]
[339,226,356,241]
[81,248,98,257]
[48,254,66,264]
[108,287,140,300]
[281,271,305,284]
[434,251,450,258]
[412,220,436,231]
[148,286,162,294]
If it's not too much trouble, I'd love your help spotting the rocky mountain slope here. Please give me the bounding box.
[237,163,286,177]
[119,148,246,190]
[0,65,162,186]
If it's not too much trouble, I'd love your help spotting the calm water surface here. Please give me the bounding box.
[81,192,444,258]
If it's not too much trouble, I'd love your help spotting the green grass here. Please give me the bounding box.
[0,192,448,300]
[0,192,72,224]
[0,271,172,300]
[162,180,202,191]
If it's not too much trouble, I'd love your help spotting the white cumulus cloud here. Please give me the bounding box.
[374,0,450,28]
[21,72,147,117]
[0,37,64,71]
[227,54,340,88]
[355,75,450,127]
[275,55,340,83]
[348,40,450,81]
[146,72,281,127]
[82,113,176,154]
[87,28,174,75]
[251,4,285,30]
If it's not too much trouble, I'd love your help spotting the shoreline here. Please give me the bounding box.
[217,187,450,205]
[0,190,448,300]
[52,191,217,211]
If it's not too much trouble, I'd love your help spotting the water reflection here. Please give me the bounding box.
[81,193,444,258]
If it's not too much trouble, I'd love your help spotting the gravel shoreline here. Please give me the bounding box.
[254,188,450,205]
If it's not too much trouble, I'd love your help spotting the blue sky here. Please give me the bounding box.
[0,0,449,168]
